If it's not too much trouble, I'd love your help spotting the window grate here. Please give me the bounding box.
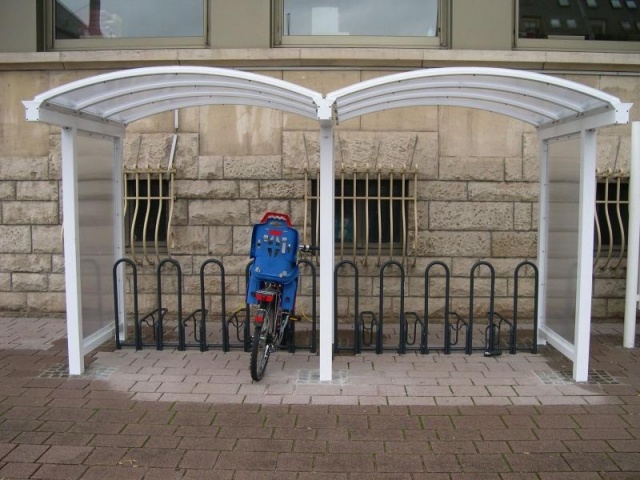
[594,170,629,270]
[304,169,418,266]
[123,168,175,264]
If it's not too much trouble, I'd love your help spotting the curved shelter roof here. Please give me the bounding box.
[326,67,630,134]
[23,66,327,126]
[24,66,630,135]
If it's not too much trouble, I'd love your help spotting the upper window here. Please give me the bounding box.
[49,0,207,50]
[273,0,445,47]
[517,0,640,50]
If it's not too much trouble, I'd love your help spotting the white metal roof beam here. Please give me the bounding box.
[538,103,632,140]
[333,78,588,114]
[101,91,318,120]
[74,79,319,112]
[338,97,547,125]
[119,98,318,125]
[336,90,561,123]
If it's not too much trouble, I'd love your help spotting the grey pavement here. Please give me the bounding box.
[0,316,638,479]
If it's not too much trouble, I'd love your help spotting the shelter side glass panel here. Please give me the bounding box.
[77,132,116,340]
[545,136,581,345]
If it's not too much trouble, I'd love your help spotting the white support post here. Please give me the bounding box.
[113,137,126,343]
[624,121,640,348]
[318,124,335,382]
[537,140,549,344]
[574,129,597,382]
[61,127,85,375]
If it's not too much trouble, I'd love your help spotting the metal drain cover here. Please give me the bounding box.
[39,364,117,379]
[535,369,620,385]
[296,369,350,385]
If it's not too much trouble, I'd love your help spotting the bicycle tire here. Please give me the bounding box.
[250,303,275,381]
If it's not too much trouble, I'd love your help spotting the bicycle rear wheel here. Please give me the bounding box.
[250,303,275,381]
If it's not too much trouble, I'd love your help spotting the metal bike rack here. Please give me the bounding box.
[113,256,538,359]
[480,260,539,355]
[291,258,318,353]
[333,260,359,354]
[469,260,503,356]
[424,260,455,354]
[379,260,405,354]
[198,258,228,352]
[358,311,379,351]
[113,257,167,350]
[113,257,140,350]
[512,260,539,354]
[402,311,427,354]
[156,258,184,350]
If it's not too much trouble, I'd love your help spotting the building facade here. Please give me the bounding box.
[0,0,639,325]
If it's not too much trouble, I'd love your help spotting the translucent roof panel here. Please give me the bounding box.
[24,66,326,126]
[326,67,630,131]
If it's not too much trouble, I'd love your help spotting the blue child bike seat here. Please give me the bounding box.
[246,212,300,312]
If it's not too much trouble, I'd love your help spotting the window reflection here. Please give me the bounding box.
[283,0,439,37]
[55,0,204,39]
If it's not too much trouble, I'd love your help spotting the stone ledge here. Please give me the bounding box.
[1,48,639,72]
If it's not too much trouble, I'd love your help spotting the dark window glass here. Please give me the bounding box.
[519,0,640,41]
[311,179,407,250]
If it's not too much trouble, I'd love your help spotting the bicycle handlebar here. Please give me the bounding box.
[299,245,319,253]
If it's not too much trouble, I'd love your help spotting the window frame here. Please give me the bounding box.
[46,0,209,51]
[272,0,448,48]
[515,0,640,52]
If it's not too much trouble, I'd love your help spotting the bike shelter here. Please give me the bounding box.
[23,66,633,381]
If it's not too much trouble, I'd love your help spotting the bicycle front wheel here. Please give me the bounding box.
[250,304,275,381]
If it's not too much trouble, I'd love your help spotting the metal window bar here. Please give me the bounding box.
[594,170,629,270]
[123,168,175,264]
[305,170,418,265]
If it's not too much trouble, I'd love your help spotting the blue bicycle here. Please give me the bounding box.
[246,212,317,381]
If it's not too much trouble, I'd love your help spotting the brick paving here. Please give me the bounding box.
[0,317,638,478]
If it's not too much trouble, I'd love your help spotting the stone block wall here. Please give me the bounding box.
[0,68,637,323]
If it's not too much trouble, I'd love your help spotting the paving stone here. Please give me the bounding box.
[375,453,425,472]
[314,453,375,472]
[83,446,127,466]
[504,453,571,472]
[37,445,93,464]
[422,454,462,473]
[562,452,620,471]
[536,473,603,479]
[31,463,87,479]
[178,450,218,469]
[457,453,511,473]
[2,443,49,463]
[276,452,314,471]
[215,451,278,471]
[79,465,146,480]
[0,461,41,478]
[608,452,640,471]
